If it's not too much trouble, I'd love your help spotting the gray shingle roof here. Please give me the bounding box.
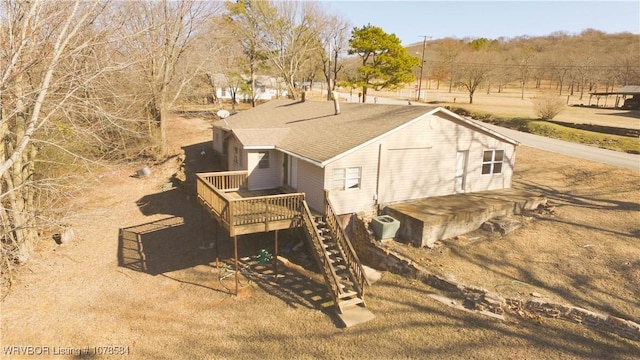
[213,99,516,164]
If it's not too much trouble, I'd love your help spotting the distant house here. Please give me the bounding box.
[211,98,519,216]
[211,74,287,103]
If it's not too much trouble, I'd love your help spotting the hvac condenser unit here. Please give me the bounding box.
[371,215,400,240]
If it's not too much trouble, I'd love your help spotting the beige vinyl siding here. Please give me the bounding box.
[212,128,225,153]
[377,115,437,203]
[464,144,515,192]
[226,136,246,172]
[296,160,324,213]
[325,143,380,215]
[246,150,279,190]
[377,113,515,204]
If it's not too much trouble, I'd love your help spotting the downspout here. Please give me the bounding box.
[375,144,382,214]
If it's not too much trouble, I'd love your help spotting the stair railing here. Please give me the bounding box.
[300,200,341,307]
[323,191,369,297]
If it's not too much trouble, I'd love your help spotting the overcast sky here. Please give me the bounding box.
[320,0,640,45]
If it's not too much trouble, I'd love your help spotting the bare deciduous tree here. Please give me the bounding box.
[455,51,494,104]
[116,0,212,156]
[317,13,350,101]
[261,1,325,101]
[0,0,118,266]
[223,0,273,107]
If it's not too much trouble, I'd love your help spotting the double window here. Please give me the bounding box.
[482,150,504,175]
[332,167,361,190]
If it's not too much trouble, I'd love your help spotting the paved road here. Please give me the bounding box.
[338,92,639,171]
[476,122,639,171]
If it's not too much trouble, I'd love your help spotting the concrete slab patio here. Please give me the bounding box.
[382,189,547,248]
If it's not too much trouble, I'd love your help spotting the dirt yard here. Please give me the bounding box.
[1,96,639,359]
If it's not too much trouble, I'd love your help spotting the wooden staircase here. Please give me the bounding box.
[300,198,369,314]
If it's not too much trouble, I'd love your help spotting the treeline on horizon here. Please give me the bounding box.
[397,29,639,95]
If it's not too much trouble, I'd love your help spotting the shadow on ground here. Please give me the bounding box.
[118,137,222,276]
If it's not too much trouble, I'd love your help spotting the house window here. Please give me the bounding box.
[482,150,504,175]
[332,167,361,190]
[257,151,270,169]
[234,147,241,166]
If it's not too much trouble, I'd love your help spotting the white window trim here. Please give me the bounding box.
[481,149,504,175]
[332,167,361,191]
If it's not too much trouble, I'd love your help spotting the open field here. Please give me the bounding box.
[368,86,640,131]
[1,100,639,358]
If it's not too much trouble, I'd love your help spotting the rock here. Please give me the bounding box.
[53,227,75,245]
[482,217,522,235]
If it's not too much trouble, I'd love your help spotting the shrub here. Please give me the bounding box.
[532,93,566,120]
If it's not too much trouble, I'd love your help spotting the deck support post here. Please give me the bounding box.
[200,206,205,248]
[274,230,279,281]
[234,235,239,296]
[214,220,219,265]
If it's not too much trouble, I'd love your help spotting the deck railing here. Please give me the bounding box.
[199,170,248,191]
[197,171,304,236]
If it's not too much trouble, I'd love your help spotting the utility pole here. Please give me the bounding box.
[417,35,430,102]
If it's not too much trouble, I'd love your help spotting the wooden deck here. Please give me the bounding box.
[196,171,306,236]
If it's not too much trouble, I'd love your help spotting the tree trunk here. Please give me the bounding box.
[2,78,38,264]
[250,62,256,108]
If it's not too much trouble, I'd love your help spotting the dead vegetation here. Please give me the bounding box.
[1,105,639,359]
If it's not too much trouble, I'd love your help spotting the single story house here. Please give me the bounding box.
[211,74,288,102]
[211,98,519,217]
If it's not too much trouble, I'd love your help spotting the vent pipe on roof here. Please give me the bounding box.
[332,91,340,115]
[301,91,306,102]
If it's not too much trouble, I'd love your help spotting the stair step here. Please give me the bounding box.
[338,290,358,299]
[336,271,351,280]
[338,297,364,311]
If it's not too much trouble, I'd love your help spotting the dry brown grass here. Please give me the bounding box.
[372,86,640,131]
[385,145,640,323]
[1,102,639,359]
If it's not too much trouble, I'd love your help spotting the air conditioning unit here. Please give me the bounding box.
[371,215,400,240]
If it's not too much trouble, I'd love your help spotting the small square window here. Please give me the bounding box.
[481,150,504,175]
